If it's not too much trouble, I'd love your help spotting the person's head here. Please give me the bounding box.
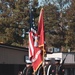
[55,57,61,65]
[18,71,22,75]
[44,57,51,65]
[26,59,32,67]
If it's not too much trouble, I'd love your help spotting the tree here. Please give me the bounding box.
[65,0,75,51]
[0,0,29,46]
[0,0,74,52]
[45,0,72,51]
[0,0,38,47]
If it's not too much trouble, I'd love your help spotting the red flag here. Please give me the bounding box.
[29,30,43,72]
[32,46,43,72]
[38,8,45,53]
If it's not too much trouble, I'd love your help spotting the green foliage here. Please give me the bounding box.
[0,0,75,52]
[0,0,29,46]
[64,0,75,50]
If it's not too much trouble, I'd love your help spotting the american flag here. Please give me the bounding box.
[29,8,36,60]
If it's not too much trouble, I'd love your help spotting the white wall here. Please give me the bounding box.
[47,53,75,64]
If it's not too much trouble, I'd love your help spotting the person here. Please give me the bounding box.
[51,57,65,75]
[44,57,52,75]
[36,57,53,75]
[18,71,23,75]
[35,64,43,75]
[23,59,33,75]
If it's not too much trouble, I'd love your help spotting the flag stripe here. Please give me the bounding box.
[29,32,34,59]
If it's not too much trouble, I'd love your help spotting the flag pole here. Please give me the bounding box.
[29,0,33,29]
[29,0,36,75]
[43,46,46,75]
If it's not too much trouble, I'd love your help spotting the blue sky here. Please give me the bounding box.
[38,0,71,11]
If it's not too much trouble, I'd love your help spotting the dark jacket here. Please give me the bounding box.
[23,66,33,75]
[45,64,52,75]
[36,65,43,75]
[50,64,65,75]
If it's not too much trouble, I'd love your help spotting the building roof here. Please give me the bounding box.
[0,43,28,51]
